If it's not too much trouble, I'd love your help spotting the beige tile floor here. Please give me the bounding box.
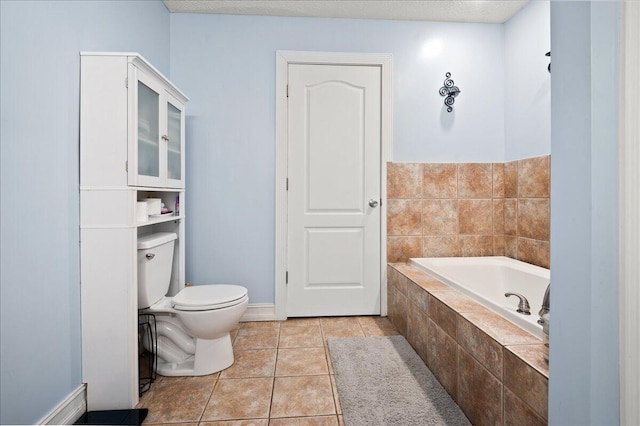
[137,316,399,425]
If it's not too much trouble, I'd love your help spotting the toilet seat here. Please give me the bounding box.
[172,285,248,311]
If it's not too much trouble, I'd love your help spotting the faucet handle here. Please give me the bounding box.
[538,283,551,324]
[505,292,531,315]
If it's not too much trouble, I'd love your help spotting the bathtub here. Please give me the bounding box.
[409,256,550,339]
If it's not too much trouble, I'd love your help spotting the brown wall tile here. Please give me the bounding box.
[393,264,451,292]
[407,281,429,314]
[387,267,401,293]
[504,199,517,236]
[517,238,550,269]
[460,235,494,257]
[387,285,407,336]
[518,199,550,241]
[387,199,422,236]
[422,199,458,235]
[406,302,430,365]
[457,317,503,380]
[505,236,518,259]
[460,311,540,346]
[428,290,486,314]
[458,163,493,198]
[386,157,550,268]
[494,235,506,256]
[503,349,548,421]
[518,156,550,198]
[387,162,422,198]
[506,345,549,378]
[458,348,503,426]
[504,388,546,426]
[493,199,505,234]
[408,273,454,293]
[423,163,457,198]
[422,236,461,257]
[426,319,458,401]
[387,236,422,263]
[493,163,505,198]
[386,280,397,319]
[505,161,518,198]
[428,295,457,339]
[388,266,410,296]
[459,199,493,235]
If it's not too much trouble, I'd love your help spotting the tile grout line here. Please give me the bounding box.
[196,374,218,424]
[267,324,281,422]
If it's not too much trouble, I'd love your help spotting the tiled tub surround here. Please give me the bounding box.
[387,263,549,426]
[387,155,550,268]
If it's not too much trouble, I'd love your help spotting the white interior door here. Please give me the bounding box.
[287,64,381,317]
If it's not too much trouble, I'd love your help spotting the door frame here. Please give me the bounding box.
[274,50,393,320]
[619,2,640,423]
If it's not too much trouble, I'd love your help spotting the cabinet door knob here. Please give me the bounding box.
[369,199,379,208]
[145,253,155,260]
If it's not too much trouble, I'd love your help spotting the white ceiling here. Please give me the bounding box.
[162,0,529,24]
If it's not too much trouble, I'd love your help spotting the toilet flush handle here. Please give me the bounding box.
[146,253,155,260]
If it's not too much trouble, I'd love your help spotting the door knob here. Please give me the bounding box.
[369,199,379,208]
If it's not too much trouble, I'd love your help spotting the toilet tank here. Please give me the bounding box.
[137,232,177,308]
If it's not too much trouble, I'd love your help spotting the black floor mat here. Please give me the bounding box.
[74,409,148,425]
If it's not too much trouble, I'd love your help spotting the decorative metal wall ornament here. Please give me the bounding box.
[546,51,551,73]
[439,72,461,112]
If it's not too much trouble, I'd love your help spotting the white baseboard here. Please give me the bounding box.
[241,303,277,322]
[39,384,86,425]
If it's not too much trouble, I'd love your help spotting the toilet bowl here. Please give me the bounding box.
[137,232,248,376]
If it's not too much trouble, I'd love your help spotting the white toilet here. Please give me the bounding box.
[137,232,248,376]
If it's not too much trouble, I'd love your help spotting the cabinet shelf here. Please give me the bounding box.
[139,136,159,147]
[138,214,182,227]
[134,186,182,192]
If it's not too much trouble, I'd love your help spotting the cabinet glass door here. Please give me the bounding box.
[137,81,160,178]
[167,101,182,181]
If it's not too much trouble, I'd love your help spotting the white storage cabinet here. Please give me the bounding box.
[80,52,188,411]
[129,61,186,189]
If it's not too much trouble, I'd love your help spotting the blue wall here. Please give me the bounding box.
[169,13,506,304]
[549,1,620,424]
[504,1,551,161]
[0,1,170,423]
[1,2,621,423]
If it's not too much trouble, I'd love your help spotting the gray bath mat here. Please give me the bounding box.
[327,335,471,426]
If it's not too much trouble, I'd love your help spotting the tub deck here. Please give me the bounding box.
[409,256,549,339]
[387,262,548,426]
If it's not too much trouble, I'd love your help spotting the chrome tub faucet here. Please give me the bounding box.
[505,292,531,315]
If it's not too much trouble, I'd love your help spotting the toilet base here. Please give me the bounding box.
[156,333,234,376]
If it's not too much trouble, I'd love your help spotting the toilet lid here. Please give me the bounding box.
[172,285,248,311]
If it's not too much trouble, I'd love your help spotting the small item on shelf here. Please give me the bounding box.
[137,202,148,223]
[149,210,173,218]
[175,195,180,217]
[145,198,162,215]
[160,202,169,214]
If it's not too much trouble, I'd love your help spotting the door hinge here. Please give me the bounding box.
[286,84,289,98]
[125,77,128,88]
[286,271,288,284]
[125,160,128,172]
[286,178,289,191]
